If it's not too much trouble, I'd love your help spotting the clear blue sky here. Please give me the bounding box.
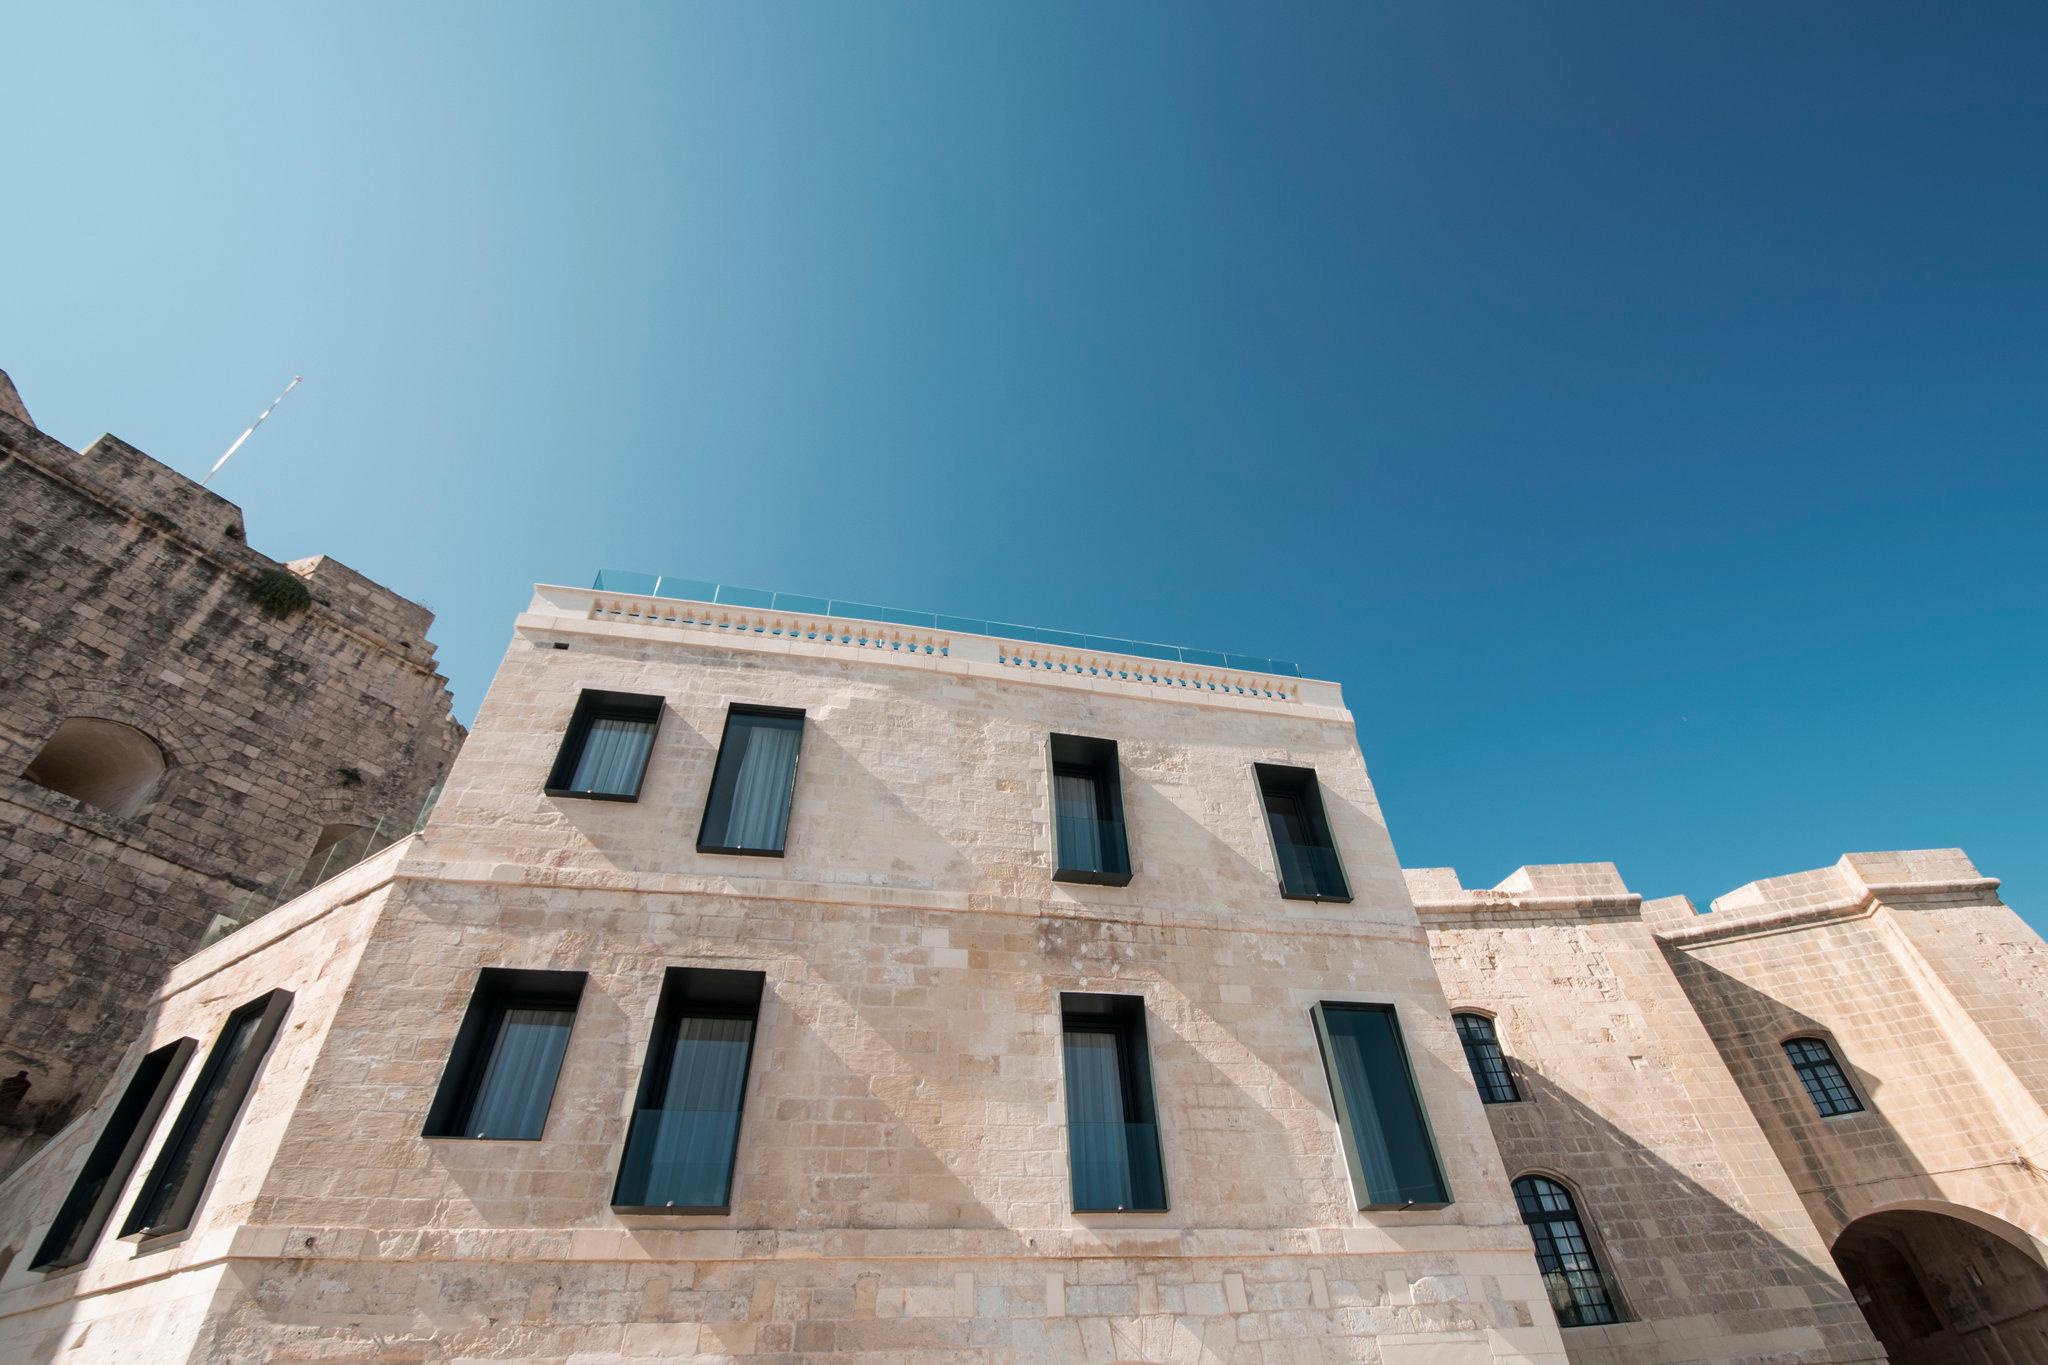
[11,3,2045,922]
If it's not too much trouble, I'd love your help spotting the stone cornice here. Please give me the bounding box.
[521,585,1350,721]
[1654,876,2004,950]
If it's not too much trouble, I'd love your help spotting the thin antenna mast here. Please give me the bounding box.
[202,375,303,487]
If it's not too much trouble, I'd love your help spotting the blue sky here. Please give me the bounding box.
[11,3,2045,922]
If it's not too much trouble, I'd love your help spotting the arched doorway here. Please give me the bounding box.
[1833,1207,2048,1363]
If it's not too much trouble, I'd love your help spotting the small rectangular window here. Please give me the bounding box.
[30,1038,198,1271]
[422,969,586,1140]
[696,707,805,856]
[120,990,292,1241]
[1060,992,1167,1211]
[1311,1002,1449,1208]
[544,689,663,801]
[613,967,765,1213]
[1256,764,1351,901]
[1049,734,1132,886]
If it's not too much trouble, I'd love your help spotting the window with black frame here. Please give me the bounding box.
[1049,734,1132,885]
[1059,992,1166,1211]
[423,969,585,1141]
[1310,1002,1448,1208]
[1454,1013,1521,1104]
[1255,764,1350,901]
[120,990,292,1242]
[613,967,765,1213]
[544,689,664,800]
[1514,1175,1625,1327]
[697,707,805,856]
[1783,1037,1864,1117]
[30,1037,197,1271]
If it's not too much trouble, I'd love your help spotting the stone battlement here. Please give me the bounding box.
[1,406,443,666]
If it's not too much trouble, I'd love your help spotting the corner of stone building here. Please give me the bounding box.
[0,369,31,427]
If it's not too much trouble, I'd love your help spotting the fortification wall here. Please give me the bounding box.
[1415,865,1883,1364]
[0,373,463,1172]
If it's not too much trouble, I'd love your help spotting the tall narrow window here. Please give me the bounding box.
[423,969,586,1140]
[30,1038,197,1271]
[1514,1175,1625,1327]
[120,990,292,1241]
[1311,1002,1448,1208]
[545,689,663,801]
[1454,1013,1521,1104]
[613,968,765,1213]
[1255,764,1350,901]
[1060,993,1167,1211]
[1783,1037,1863,1117]
[697,707,804,856]
[1049,734,1131,885]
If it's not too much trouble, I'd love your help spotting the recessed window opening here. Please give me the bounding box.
[1515,1175,1626,1326]
[697,706,804,856]
[30,1038,198,1271]
[23,717,167,817]
[544,689,663,801]
[1255,764,1350,901]
[120,990,292,1241]
[613,967,765,1214]
[1454,1013,1521,1104]
[423,969,586,1140]
[1049,734,1131,886]
[1784,1036,1864,1117]
[1060,992,1167,1211]
[1311,1002,1448,1208]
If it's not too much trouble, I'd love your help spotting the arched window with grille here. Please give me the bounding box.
[1783,1036,1864,1117]
[1453,1012,1520,1104]
[1514,1175,1625,1327]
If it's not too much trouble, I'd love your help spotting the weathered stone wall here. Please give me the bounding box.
[0,586,1570,1362]
[1414,864,1884,1364]
[0,375,464,1172]
[1654,851,2048,1258]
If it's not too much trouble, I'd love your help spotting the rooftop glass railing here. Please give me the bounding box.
[590,570,1302,679]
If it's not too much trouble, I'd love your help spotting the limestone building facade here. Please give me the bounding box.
[0,574,2040,1364]
[0,370,465,1174]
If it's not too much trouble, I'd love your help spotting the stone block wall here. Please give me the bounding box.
[1414,865,1884,1364]
[0,585,1569,1362]
[0,374,464,1172]
[1653,851,2048,1257]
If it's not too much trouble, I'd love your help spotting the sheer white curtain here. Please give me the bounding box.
[571,717,654,794]
[1327,1019,1398,1201]
[468,1007,573,1138]
[642,1015,754,1206]
[723,723,800,849]
[1055,772,1103,869]
[1063,1030,1133,1209]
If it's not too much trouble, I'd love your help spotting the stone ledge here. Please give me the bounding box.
[518,586,1352,721]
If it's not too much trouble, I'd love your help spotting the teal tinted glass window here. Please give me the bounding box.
[1311,1002,1448,1207]
[1060,993,1166,1211]
[613,968,765,1213]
